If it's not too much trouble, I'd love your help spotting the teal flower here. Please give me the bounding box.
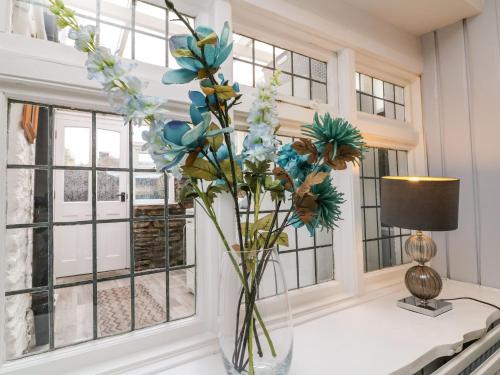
[292,176,344,235]
[303,113,364,169]
[142,112,232,171]
[162,22,232,85]
[276,144,312,184]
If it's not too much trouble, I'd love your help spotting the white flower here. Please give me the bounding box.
[68,25,96,52]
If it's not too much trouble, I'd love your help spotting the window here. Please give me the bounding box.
[11,0,194,67]
[234,131,335,294]
[359,146,411,272]
[355,72,405,121]
[233,34,328,103]
[5,101,195,360]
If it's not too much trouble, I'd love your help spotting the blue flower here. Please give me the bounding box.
[162,22,232,85]
[68,25,96,52]
[142,112,233,171]
[86,47,135,86]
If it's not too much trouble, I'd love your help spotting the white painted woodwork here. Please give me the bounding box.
[421,0,500,288]
[300,0,483,36]
[159,280,500,375]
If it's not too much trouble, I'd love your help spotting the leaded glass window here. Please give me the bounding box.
[360,146,412,272]
[5,101,196,360]
[233,34,328,103]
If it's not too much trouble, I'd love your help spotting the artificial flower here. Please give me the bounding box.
[302,113,364,168]
[291,175,344,235]
[162,22,232,85]
[68,25,96,52]
[242,71,280,163]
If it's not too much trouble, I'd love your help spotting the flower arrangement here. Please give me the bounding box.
[49,0,364,373]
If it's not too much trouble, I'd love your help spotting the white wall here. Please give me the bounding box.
[421,0,500,288]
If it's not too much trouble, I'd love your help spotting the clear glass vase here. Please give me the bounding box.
[218,248,293,375]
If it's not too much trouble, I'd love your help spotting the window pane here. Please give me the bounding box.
[65,170,90,202]
[64,127,90,166]
[397,151,409,176]
[136,1,166,37]
[54,284,93,347]
[8,103,50,166]
[6,227,48,292]
[97,279,131,337]
[355,72,360,91]
[374,98,384,116]
[255,65,274,85]
[54,224,92,284]
[135,172,165,201]
[97,171,121,201]
[134,220,165,271]
[279,252,298,290]
[298,250,315,287]
[5,291,49,359]
[254,40,273,68]
[361,147,375,177]
[7,169,48,225]
[315,229,333,247]
[362,179,377,207]
[97,222,130,276]
[388,150,398,176]
[275,48,291,73]
[373,79,383,98]
[312,81,327,103]
[135,273,167,328]
[311,59,327,82]
[316,246,334,283]
[169,218,194,267]
[395,86,405,104]
[365,241,379,272]
[293,52,310,77]
[396,104,405,121]
[293,76,310,100]
[297,226,314,249]
[233,60,253,86]
[360,94,373,114]
[360,74,372,94]
[383,82,395,101]
[385,101,395,119]
[99,24,132,59]
[233,34,253,63]
[97,128,121,168]
[169,269,195,320]
[277,72,292,96]
[135,32,166,66]
[364,208,378,240]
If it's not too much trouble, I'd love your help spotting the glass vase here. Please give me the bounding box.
[218,248,293,375]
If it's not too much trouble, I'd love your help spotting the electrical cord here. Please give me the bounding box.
[442,297,500,311]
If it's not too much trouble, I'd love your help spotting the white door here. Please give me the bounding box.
[54,110,129,279]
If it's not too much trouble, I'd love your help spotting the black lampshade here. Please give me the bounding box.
[380,177,460,231]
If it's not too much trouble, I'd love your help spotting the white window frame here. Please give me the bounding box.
[0,0,427,373]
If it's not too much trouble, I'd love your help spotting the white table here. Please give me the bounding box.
[161,280,500,374]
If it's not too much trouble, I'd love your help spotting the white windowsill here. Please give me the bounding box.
[158,279,500,375]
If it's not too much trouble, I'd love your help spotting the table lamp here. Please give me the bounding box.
[380,176,460,317]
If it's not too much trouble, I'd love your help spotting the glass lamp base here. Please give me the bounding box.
[397,296,453,317]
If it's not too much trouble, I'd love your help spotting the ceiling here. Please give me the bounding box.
[286,0,484,36]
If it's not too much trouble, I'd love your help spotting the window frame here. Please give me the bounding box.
[232,32,329,104]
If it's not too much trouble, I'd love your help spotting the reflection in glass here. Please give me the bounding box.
[233,60,253,86]
[275,48,291,73]
[361,94,373,114]
[5,227,48,292]
[64,170,89,202]
[8,103,50,166]
[97,171,120,201]
[97,279,131,337]
[54,224,92,283]
[133,220,165,271]
[365,241,379,272]
[135,32,166,66]
[54,284,93,347]
[311,59,327,82]
[135,273,167,328]
[64,127,90,166]
[97,128,121,167]
[169,269,195,320]
[7,169,48,225]
[316,246,334,283]
[254,40,274,67]
[298,250,315,287]
[292,52,310,77]
[360,74,372,94]
[134,172,165,201]
[255,65,273,85]
[293,76,310,100]
[99,24,132,59]
[312,81,327,103]
[277,73,292,96]
[136,0,165,36]
[233,34,253,62]
[5,291,49,360]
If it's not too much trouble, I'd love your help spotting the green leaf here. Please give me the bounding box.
[207,123,223,151]
[253,213,275,234]
[220,159,242,183]
[179,183,198,202]
[182,158,218,181]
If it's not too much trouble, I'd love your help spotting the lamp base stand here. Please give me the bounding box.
[397,296,452,317]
